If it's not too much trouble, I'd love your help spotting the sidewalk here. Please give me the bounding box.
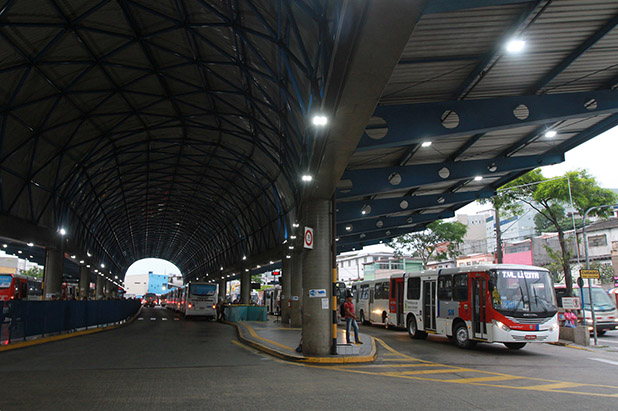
[227,316,377,364]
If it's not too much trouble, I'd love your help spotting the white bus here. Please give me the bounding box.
[387,265,559,350]
[351,279,391,325]
[181,282,218,319]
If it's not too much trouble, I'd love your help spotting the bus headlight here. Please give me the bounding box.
[493,320,510,332]
[549,322,559,332]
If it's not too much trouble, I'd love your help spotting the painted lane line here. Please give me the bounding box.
[162,318,168,321]
[138,318,144,321]
[591,358,618,366]
[150,318,156,321]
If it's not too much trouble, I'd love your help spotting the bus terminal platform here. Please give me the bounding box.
[227,316,377,364]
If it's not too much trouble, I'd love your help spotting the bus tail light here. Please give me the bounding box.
[188,303,193,309]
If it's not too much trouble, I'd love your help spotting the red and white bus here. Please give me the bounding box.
[387,264,559,350]
[0,273,42,301]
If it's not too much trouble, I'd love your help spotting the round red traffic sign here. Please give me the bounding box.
[304,228,313,247]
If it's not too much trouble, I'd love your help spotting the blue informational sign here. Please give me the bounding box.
[308,289,326,298]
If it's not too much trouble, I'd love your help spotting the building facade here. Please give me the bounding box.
[125,271,170,297]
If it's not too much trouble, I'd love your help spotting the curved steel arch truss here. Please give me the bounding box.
[0,0,339,279]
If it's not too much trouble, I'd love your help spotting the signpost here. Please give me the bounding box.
[562,297,581,310]
[580,269,600,345]
[580,269,600,279]
[304,227,314,249]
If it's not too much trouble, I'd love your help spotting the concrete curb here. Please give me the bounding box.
[226,320,378,364]
[0,306,143,352]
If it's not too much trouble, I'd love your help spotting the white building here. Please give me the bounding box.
[577,218,618,265]
[485,202,536,254]
[125,273,149,297]
[337,251,393,283]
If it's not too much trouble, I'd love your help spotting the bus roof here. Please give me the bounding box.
[393,264,550,278]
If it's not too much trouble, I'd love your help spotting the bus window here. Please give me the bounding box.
[438,275,453,300]
[453,274,468,301]
[375,281,389,300]
[407,277,420,300]
[360,284,369,300]
[190,284,217,296]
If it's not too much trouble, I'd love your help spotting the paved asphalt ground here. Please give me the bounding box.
[1,306,618,410]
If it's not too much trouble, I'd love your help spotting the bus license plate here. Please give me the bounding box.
[525,335,536,340]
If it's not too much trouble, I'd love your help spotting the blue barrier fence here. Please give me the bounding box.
[0,300,141,344]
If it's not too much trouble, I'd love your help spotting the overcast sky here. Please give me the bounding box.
[540,124,618,188]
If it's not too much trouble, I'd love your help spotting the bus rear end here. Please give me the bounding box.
[185,283,218,318]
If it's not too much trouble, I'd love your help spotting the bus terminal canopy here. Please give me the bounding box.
[0,0,617,282]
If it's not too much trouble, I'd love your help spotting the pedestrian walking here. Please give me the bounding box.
[343,296,362,344]
[216,298,226,322]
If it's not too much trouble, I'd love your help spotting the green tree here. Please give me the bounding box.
[390,220,467,269]
[20,266,43,278]
[533,204,583,235]
[590,262,614,286]
[497,169,616,296]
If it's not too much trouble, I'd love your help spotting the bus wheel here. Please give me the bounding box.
[359,311,368,325]
[504,342,526,350]
[454,322,473,349]
[407,316,427,339]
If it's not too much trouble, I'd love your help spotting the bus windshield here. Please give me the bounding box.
[491,269,557,314]
[573,288,616,311]
[190,284,217,296]
[0,275,12,288]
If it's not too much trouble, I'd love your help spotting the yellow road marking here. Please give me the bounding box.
[337,363,436,369]
[443,375,524,383]
[385,367,470,376]
[329,336,618,398]
[530,382,585,391]
[232,340,256,352]
[243,323,296,352]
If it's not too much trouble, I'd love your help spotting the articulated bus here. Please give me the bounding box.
[0,273,43,301]
[351,278,391,325]
[387,265,559,350]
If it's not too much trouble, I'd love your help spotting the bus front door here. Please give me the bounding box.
[423,280,437,331]
[471,277,487,339]
[389,278,405,327]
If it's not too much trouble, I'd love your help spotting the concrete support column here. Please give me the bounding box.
[280,252,292,324]
[43,247,64,300]
[290,250,304,327]
[219,278,227,301]
[95,275,104,300]
[301,198,332,356]
[79,266,90,300]
[241,268,251,304]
